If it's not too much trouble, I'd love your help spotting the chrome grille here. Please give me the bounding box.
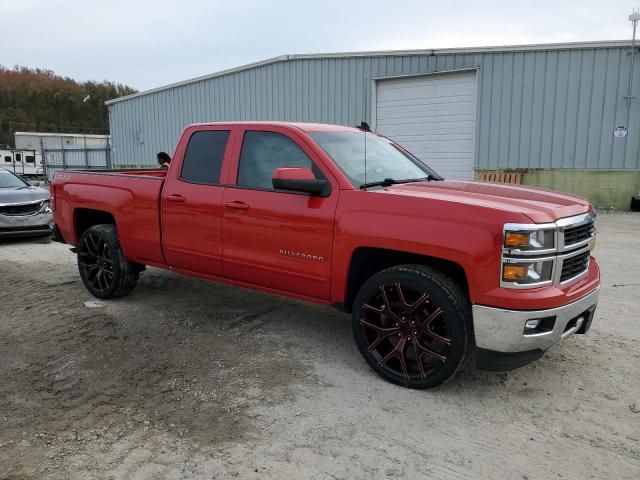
[560,250,590,282]
[0,202,42,216]
[563,220,595,248]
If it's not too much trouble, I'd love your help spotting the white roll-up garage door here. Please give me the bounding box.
[374,70,477,179]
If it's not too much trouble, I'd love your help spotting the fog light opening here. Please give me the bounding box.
[524,319,540,332]
[523,316,556,335]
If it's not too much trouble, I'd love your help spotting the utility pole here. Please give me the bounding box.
[629,10,640,203]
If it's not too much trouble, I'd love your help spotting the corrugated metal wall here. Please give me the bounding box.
[108,46,640,170]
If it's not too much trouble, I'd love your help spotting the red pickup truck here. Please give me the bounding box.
[51,122,600,388]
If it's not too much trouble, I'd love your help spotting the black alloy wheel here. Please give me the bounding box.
[77,224,139,299]
[352,265,470,388]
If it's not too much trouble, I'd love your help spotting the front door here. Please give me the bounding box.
[221,127,338,300]
[161,127,233,275]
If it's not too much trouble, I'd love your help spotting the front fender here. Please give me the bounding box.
[330,190,517,304]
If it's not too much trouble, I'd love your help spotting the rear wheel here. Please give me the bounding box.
[352,264,470,388]
[77,224,139,299]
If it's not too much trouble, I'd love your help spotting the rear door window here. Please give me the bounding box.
[180,130,230,185]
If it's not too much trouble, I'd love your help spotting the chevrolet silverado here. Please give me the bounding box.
[51,122,600,388]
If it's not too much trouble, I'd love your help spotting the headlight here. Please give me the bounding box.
[503,228,555,253]
[39,200,52,214]
[502,223,556,288]
[502,258,554,286]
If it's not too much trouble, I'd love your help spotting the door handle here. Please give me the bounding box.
[225,201,250,210]
[166,194,185,203]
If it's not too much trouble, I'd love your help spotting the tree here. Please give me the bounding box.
[0,66,137,146]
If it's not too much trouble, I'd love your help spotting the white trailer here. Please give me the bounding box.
[0,149,44,177]
[14,132,111,180]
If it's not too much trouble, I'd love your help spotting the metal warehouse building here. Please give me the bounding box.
[107,41,640,209]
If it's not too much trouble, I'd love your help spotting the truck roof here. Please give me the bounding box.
[184,121,362,133]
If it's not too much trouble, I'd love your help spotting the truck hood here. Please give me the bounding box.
[0,186,50,205]
[381,180,591,223]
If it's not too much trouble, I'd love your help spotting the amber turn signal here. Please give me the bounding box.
[503,264,528,281]
[504,232,530,248]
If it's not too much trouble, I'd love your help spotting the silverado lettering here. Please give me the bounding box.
[280,249,323,261]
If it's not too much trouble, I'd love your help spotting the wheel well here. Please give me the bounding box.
[74,208,115,239]
[343,247,469,313]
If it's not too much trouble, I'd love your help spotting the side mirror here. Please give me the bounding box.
[272,167,330,196]
[29,180,41,187]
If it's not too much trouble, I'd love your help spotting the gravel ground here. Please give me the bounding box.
[0,212,639,480]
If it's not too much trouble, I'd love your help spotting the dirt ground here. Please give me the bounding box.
[0,213,639,480]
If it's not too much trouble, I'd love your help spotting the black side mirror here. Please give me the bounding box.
[272,167,330,196]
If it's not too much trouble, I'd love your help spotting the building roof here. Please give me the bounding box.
[15,131,110,139]
[105,40,634,106]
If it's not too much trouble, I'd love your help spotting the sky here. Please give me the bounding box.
[3,0,640,91]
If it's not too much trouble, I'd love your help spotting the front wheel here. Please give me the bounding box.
[352,265,471,388]
[77,224,139,299]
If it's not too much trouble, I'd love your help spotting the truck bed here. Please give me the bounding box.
[53,169,167,266]
[61,168,168,179]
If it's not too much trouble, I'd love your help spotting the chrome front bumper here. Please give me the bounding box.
[472,288,599,353]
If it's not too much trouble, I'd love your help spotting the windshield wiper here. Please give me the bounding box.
[359,175,440,190]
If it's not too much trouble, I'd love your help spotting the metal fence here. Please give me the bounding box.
[43,142,111,181]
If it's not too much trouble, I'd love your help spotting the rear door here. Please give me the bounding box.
[161,126,235,275]
[221,127,339,300]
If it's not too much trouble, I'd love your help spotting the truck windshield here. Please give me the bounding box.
[0,170,28,188]
[309,131,441,188]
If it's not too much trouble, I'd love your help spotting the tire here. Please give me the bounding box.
[77,224,139,299]
[352,264,471,388]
